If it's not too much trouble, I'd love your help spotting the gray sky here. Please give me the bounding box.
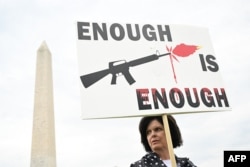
[0,0,250,166]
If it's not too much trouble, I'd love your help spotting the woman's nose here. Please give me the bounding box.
[151,130,157,137]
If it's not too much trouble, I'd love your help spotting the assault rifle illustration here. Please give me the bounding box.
[80,52,170,88]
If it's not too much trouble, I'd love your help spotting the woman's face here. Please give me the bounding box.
[146,119,168,152]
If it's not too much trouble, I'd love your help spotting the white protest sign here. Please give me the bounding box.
[76,21,231,119]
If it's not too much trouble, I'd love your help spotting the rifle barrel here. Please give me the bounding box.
[128,53,169,67]
[158,53,170,57]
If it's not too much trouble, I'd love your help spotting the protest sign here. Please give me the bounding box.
[77,21,231,119]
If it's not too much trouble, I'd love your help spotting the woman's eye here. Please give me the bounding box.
[155,127,162,131]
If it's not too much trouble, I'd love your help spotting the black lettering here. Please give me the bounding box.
[136,89,152,110]
[142,24,157,41]
[169,88,184,108]
[199,54,219,72]
[126,24,140,41]
[206,55,219,72]
[77,22,91,40]
[200,88,216,107]
[151,88,169,109]
[185,88,200,107]
[157,25,172,41]
[199,54,207,71]
[110,23,125,41]
[93,23,108,40]
[214,88,229,107]
[77,22,173,41]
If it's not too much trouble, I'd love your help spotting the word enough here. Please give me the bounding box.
[77,22,172,41]
[136,87,229,110]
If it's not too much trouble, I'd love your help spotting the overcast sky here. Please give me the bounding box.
[1,0,250,166]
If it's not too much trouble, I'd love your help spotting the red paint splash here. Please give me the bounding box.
[166,43,201,83]
[173,43,200,57]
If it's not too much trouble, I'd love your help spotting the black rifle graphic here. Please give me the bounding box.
[80,52,170,88]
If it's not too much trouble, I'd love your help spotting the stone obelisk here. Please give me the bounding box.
[31,41,56,167]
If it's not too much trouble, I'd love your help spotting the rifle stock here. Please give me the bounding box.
[80,69,110,88]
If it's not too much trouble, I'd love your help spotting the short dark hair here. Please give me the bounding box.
[139,115,183,152]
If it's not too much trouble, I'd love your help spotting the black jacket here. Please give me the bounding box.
[130,152,196,167]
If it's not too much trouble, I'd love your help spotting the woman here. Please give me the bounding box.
[130,115,196,167]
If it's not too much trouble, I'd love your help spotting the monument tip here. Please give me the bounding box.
[38,41,50,52]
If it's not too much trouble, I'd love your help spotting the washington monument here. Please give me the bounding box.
[30,41,57,167]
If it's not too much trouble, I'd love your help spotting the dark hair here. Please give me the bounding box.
[139,115,183,152]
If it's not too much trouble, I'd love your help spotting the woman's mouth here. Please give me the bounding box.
[151,140,159,145]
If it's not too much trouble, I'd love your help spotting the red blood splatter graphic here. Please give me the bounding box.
[166,43,200,83]
[173,43,200,57]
